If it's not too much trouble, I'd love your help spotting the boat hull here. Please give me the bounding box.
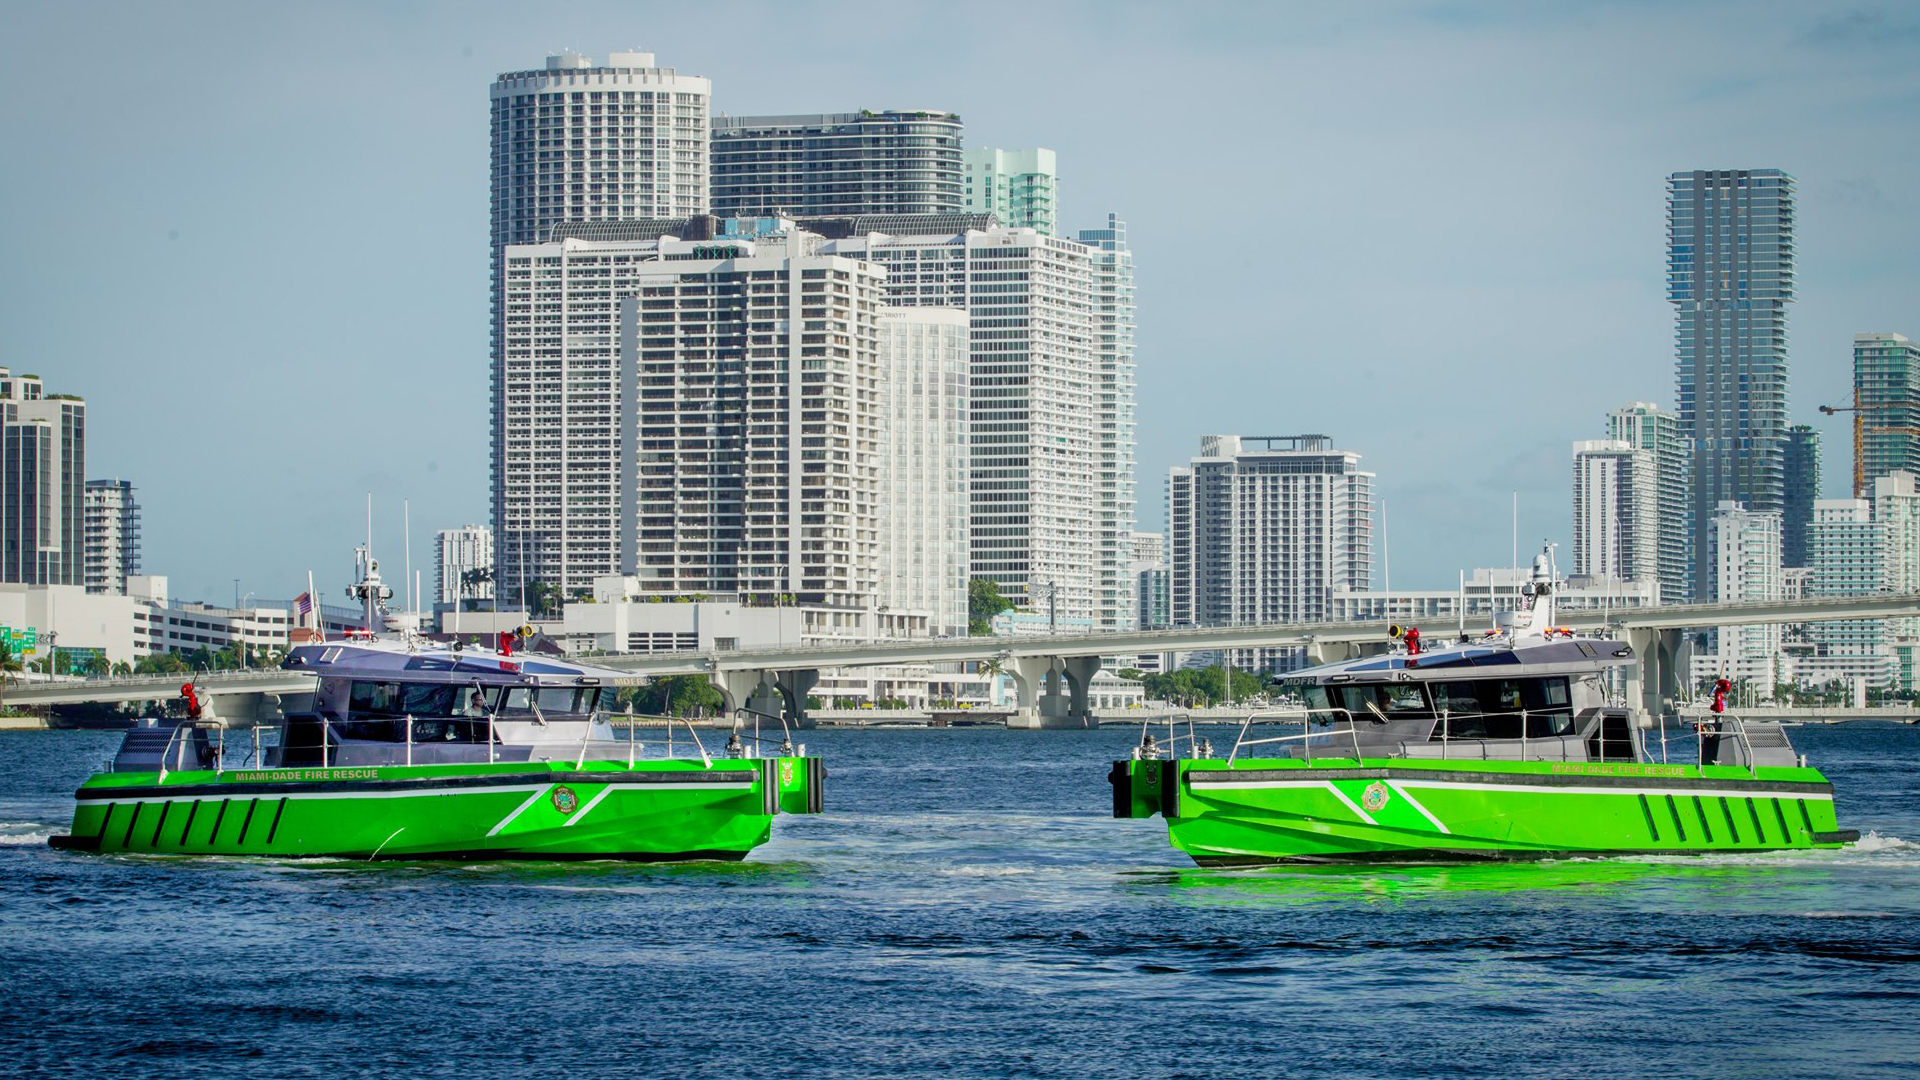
[50,757,823,861]
[1113,757,1857,865]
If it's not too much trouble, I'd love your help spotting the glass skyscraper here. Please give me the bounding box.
[1668,168,1795,601]
[1855,332,1920,491]
[1783,424,1820,567]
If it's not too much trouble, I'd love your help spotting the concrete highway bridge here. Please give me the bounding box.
[18,593,1917,730]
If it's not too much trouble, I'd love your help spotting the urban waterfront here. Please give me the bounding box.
[3,723,1918,1079]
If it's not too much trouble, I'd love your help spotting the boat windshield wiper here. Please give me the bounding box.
[1364,701,1391,725]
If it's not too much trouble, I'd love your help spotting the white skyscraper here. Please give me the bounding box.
[1571,440,1659,588]
[82,479,138,596]
[490,52,712,590]
[819,217,1136,631]
[490,52,710,251]
[1874,470,1920,690]
[435,525,494,609]
[615,230,889,614]
[1699,501,1784,688]
[1168,435,1373,671]
[1799,499,1891,687]
[1079,215,1138,636]
[1607,401,1691,600]
[879,308,970,636]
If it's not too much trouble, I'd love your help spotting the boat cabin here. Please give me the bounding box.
[270,640,629,767]
[1277,635,1640,763]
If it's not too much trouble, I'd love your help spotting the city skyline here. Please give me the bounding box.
[4,2,1918,603]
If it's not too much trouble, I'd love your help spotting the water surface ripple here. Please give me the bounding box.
[4,724,1918,1078]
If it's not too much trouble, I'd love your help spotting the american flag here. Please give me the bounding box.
[293,592,313,618]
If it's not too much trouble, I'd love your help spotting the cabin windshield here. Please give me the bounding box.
[1429,677,1573,739]
[1304,682,1432,723]
[347,681,458,721]
[493,686,606,718]
[338,681,487,743]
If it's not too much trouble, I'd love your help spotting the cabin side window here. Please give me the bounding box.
[1325,682,1432,723]
[1429,677,1573,740]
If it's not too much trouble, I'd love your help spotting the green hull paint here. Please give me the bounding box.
[1115,757,1854,865]
[53,757,821,861]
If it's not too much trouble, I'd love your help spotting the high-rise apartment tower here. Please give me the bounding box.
[1854,332,1920,491]
[1571,440,1659,584]
[1606,402,1691,601]
[1668,169,1795,602]
[1783,424,1821,567]
[817,216,1137,631]
[82,479,138,595]
[435,525,494,609]
[489,52,712,592]
[710,111,963,219]
[0,369,85,587]
[1168,435,1373,671]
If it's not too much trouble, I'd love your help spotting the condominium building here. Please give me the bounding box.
[435,524,494,609]
[1079,214,1139,633]
[489,51,712,587]
[1606,402,1691,601]
[1874,470,1920,691]
[1798,498,1891,687]
[82,479,138,595]
[1783,424,1821,566]
[878,308,970,636]
[494,219,959,640]
[963,148,1059,234]
[0,369,85,587]
[710,111,963,219]
[1168,435,1373,671]
[490,52,711,251]
[817,217,1136,631]
[1696,500,1785,688]
[614,230,885,612]
[1855,332,1920,490]
[1571,440,1659,588]
[1668,169,1796,601]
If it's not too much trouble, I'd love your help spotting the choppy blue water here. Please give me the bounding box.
[3,723,1919,1079]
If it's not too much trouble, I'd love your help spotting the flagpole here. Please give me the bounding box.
[307,571,319,637]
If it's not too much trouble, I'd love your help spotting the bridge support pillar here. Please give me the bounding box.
[710,669,775,723]
[1624,628,1687,729]
[1004,656,1053,729]
[1006,656,1095,729]
[1060,656,1102,729]
[773,669,819,732]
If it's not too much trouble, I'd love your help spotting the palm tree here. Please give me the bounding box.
[461,566,494,612]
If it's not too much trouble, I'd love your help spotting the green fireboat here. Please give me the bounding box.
[50,548,820,861]
[1112,547,1857,865]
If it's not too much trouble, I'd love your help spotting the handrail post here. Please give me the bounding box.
[404,714,413,767]
[1520,708,1529,760]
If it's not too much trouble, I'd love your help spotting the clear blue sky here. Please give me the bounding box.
[3,1,1916,605]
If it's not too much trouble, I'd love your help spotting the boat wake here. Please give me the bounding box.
[0,821,58,846]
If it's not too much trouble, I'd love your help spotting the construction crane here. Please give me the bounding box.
[1818,389,1920,498]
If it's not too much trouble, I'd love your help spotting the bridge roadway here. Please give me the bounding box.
[10,592,1920,729]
